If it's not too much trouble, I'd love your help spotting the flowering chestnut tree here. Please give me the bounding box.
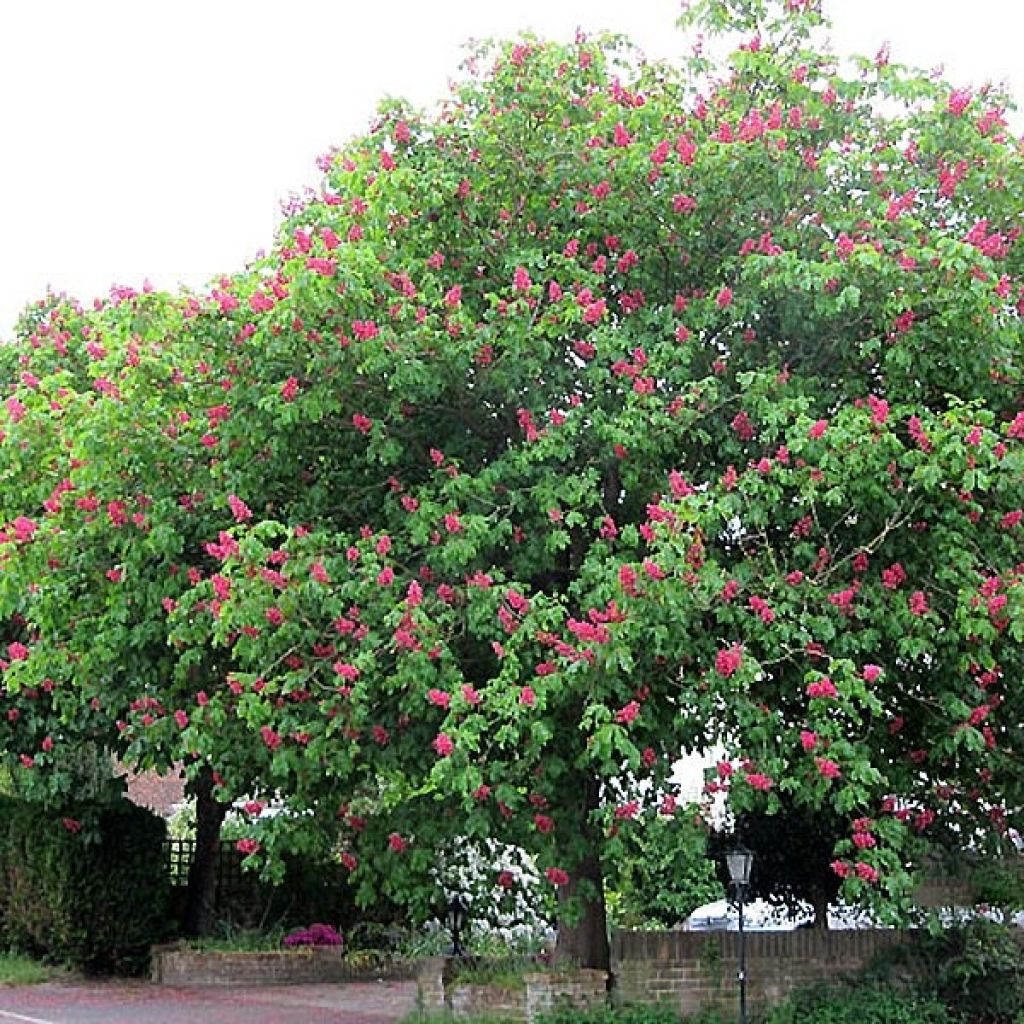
[0,290,325,932]
[1,0,1022,967]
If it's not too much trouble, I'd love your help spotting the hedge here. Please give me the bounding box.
[0,795,171,973]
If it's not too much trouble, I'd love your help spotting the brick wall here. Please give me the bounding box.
[450,982,528,1022]
[417,957,608,1023]
[526,969,608,1020]
[151,946,417,986]
[612,928,904,1018]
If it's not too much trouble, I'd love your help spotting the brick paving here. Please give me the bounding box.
[0,978,419,1024]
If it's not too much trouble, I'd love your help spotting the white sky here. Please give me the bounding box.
[1,0,1021,338]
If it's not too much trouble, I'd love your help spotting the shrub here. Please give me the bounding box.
[763,980,952,1024]
[607,806,723,928]
[870,919,1024,1024]
[0,951,53,986]
[184,920,289,952]
[0,797,171,973]
[538,1004,684,1024]
[445,953,554,991]
[282,922,344,948]
[537,1005,733,1024]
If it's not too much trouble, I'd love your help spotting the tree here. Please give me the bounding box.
[0,291,336,934]
[609,803,723,928]
[1,0,1022,971]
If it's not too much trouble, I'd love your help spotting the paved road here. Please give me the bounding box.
[0,978,418,1024]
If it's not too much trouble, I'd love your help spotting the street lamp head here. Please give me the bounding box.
[447,893,468,932]
[726,844,754,889]
[446,892,468,955]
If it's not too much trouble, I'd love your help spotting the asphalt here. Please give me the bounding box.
[0,978,419,1024]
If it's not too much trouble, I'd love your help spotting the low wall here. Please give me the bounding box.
[418,956,608,1023]
[151,945,417,986]
[613,928,904,1018]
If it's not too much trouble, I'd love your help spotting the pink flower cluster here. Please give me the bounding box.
[715,645,743,678]
[805,677,838,699]
[283,923,343,948]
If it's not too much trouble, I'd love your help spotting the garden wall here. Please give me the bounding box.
[417,956,608,1023]
[151,946,417,986]
[612,928,904,1019]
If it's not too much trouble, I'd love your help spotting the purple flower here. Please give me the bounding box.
[283,923,343,948]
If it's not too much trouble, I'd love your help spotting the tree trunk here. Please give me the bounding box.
[554,851,611,972]
[810,890,830,930]
[181,769,228,938]
[553,773,611,974]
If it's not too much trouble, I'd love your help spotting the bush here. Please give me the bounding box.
[0,951,53,986]
[538,1004,685,1024]
[282,922,343,948]
[763,980,952,1024]
[0,797,171,973]
[606,806,723,928]
[185,922,288,952]
[537,1005,730,1024]
[870,919,1024,1024]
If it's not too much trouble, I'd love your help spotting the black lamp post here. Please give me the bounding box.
[726,845,754,1024]
[446,893,468,956]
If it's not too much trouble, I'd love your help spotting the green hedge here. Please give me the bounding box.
[763,982,952,1024]
[0,796,171,973]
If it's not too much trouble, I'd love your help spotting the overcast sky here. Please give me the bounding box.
[1,0,1021,337]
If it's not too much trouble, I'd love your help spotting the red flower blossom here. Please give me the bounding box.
[228,494,252,522]
[7,642,29,661]
[618,564,640,597]
[730,410,755,440]
[616,701,640,725]
[881,563,906,589]
[855,862,879,883]
[715,645,743,678]
[947,89,972,116]
[806,677,838,699]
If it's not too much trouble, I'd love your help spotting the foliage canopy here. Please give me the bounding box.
[0,0,1021,963]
